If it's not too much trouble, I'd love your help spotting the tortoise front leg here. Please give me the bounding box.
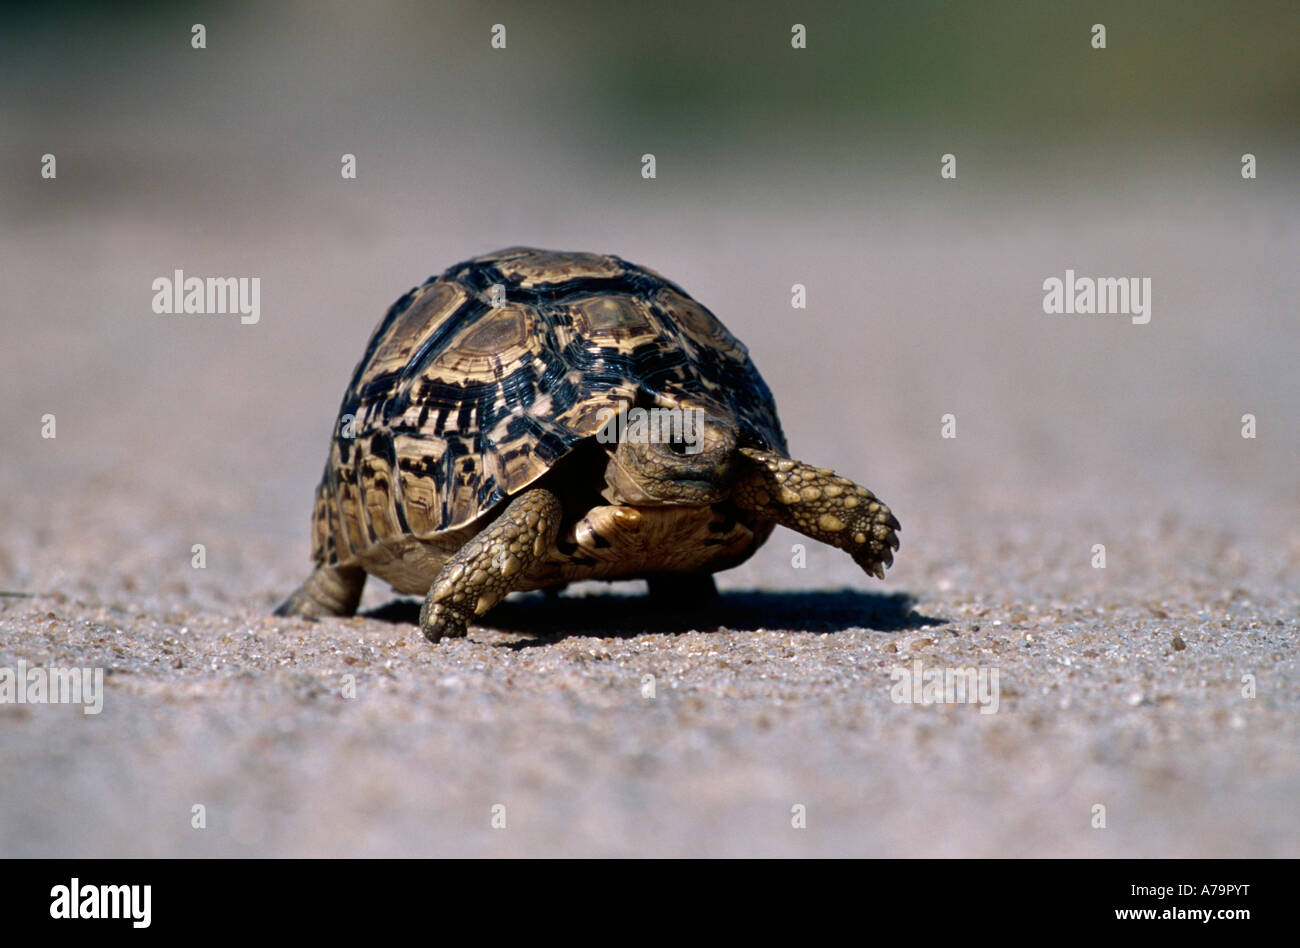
[732,447,900,578]
[420,487,563,642]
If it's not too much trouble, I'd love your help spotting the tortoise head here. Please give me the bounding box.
[600,399,739,505]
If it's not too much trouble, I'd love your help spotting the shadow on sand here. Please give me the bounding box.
[363,588,946,646]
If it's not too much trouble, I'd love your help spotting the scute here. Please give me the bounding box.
[653,286,746,359]
[457,306,529,354]
[495,250,624,287]
[311,247,787,567]
[418,302,539,382]
[566,294,660,345]
[356,281,469,389]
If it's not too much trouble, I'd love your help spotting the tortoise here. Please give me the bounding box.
[276,247,900,641]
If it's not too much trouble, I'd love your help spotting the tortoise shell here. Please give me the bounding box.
[310,247,787,570]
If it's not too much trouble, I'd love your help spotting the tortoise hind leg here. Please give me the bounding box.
[275,564,366,618]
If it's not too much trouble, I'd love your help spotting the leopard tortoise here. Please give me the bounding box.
[276,247,900,641]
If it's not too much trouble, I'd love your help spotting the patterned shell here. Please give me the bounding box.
[311,247,788,567]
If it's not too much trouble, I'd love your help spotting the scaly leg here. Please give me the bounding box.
[732,447,900,578]
[274,564,367,618]
[420,488,563,642]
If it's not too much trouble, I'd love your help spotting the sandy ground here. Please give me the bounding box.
[1,11,1297,855]
[3,183,1296,856]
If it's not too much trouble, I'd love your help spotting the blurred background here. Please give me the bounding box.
[1,2,1296,857]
